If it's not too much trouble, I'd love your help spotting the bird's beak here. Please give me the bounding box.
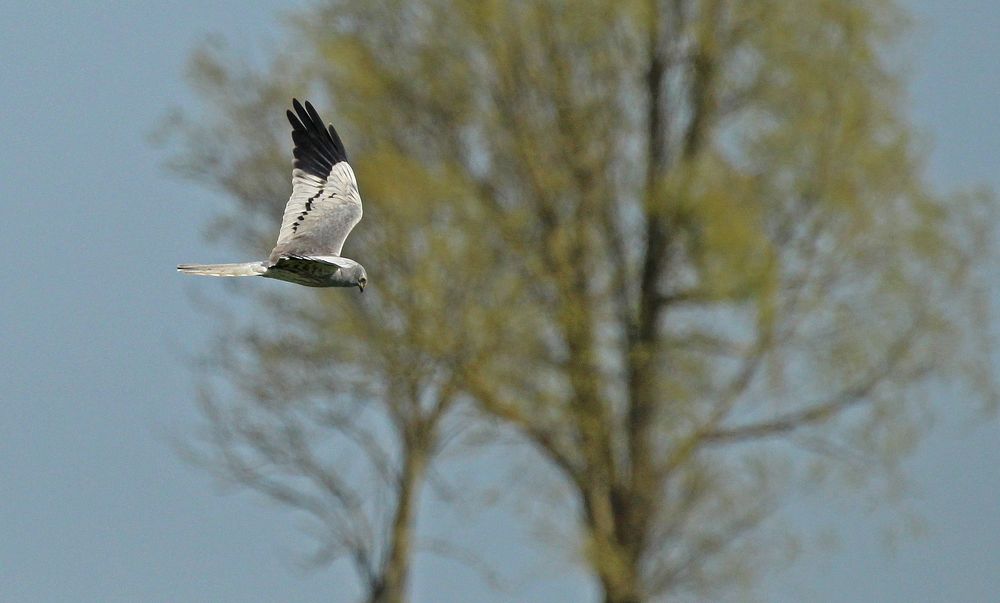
[359,283,365,293]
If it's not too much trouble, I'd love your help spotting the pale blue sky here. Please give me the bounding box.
[0,2,996,602]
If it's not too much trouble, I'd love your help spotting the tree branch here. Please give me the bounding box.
[703,321,927,444]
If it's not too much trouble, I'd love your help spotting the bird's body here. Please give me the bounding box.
[178,99,368,291]
[265,255,365,288]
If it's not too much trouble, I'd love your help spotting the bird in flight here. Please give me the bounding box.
[178,99,367,291]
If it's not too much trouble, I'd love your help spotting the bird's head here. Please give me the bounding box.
[355,265,368,292]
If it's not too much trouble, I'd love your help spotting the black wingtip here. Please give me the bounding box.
[286,98,348,173]
[304,101,322,127]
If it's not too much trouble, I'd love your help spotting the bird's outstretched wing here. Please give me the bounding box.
[270,99,362,262]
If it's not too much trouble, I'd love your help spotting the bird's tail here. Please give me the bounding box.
[177,262,267,277]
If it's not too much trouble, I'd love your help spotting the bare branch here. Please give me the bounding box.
[704,321,928,444]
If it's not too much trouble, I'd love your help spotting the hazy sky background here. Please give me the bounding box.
[1,2,997,602]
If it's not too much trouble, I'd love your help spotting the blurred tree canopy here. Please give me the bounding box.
[166,1,995,602]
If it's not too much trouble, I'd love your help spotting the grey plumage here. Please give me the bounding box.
[178,99,368,291]
[177,262,267,277]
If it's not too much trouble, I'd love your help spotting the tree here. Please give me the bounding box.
[165,1,995,602]
[166,53,497,603]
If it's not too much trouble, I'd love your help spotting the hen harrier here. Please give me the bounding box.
[178,99,367,291]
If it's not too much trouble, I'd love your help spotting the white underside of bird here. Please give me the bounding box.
[177,254,364,288]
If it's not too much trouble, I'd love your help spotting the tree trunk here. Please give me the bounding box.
[369,441,427,603]
[599,561,644,603]
[581,488,645,603]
